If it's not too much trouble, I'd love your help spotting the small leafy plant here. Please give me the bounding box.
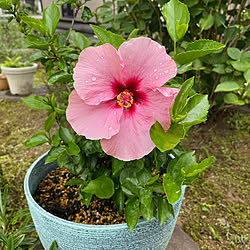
[1,56,33,68]
[0,185,39,249]
[0,0,220,233]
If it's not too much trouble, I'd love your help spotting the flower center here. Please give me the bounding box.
[117,89,134,108]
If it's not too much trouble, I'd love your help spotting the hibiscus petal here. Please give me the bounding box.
[66,90,123,140]
[74,43,123,105]
[101,105,155,161]
[100,87,179,161]
[118,37,177,90]
[144,87,180,130]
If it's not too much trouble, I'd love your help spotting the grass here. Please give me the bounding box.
[179,110,250,249]
[0,98,249,249]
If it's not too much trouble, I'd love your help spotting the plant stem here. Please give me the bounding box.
[65,5,81,45]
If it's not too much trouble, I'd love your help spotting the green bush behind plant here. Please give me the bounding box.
[0,20,34,65]
[95,0,250,107]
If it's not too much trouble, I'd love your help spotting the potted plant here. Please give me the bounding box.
[1,0,224,248]
[0,56,37,95]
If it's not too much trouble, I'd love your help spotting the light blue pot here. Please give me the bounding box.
[24,153,185,250]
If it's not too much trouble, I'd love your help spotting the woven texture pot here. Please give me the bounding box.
[24,153,185,250]
[1,63,37,95]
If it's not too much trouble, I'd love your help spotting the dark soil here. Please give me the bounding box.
[34,167,126,225]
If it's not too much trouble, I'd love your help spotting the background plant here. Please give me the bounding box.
[0,0,225,232]
[95,0,250,108]
[0,20,33,65]
[0,185,39,250]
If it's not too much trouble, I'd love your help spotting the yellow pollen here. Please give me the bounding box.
[117,90,134,108]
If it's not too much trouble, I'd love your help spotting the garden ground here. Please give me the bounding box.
[0,94,249,249]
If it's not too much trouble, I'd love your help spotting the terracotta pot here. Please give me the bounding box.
[0,74,9,90]
[24,152,185,250]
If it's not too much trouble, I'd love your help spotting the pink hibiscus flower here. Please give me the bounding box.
[66,37,179,161]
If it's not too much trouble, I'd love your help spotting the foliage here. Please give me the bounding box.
[0,185,39,249]
[0,20,33,65]
[1,56,33,68]
[0,0,220,232]
[94,0,250,108]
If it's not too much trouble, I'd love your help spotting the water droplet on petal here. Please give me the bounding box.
[154,69,157,72]
[158,45,162,49]
[165,70,169,74]
[92,77,96,82]
[109,127,112,130]
[155,76,159,80]
[160,62,162,65]
[85,80,89,83]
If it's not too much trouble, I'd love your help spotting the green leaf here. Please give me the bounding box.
[7,233,15,250]
[65,161,83,175]
[23,132,48,147]
[113,189,124,213]
[81,6,93,22]
[65,178,85,185]
[56,152,68,167]
[22,95,52,111]
[112,157,125,177]
[14,234,25,248]
[140,201,153,222]
[199,14,214,31]
[27,51,43,62]
[128,29,140,39]
[145,175,159,186]
[44,112,56,132]
[227,48,241,60]
[224,93,244,105]
[0,230,7,244]
[70,31,89,50]
[174,40,225,65]
[139,187,152,209]
[154,149,168,171]
[49,240,57,250]
[182,156,215,178]
[43,2,60,35]
[26,34,49,50]
[66,141,80,155]
[45,147,65,164]
[231,61,250,72]
[20,16,46,34]
[83,176,114,199]
[180,94,209,126]
[164,152,195,204]
[215,81,241,92]
[157,197,171,226]
[162,0,189,43]
[47,70,73,85]
[56,0,72,5]
[0,0,12,10]
[59,126,74,144]
[80,191,92,208]
[224,26,237,44]
[125,198,140,232]
[150,122,185,152]
[90,25,125,50]
[171,77,194,118]
[244,69,250,83]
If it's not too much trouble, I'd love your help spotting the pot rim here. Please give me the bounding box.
[24,152,184,230]
[1,63,37,74]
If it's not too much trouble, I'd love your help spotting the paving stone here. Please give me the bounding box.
[167,224,199,250]
[0,85,48,102]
